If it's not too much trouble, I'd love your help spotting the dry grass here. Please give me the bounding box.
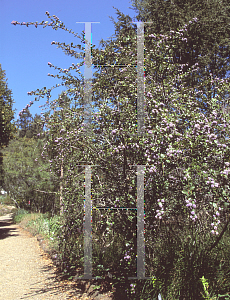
[19,212,41,224]
[18,212,44,235]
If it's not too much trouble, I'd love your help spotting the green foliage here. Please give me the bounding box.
[16,109,44,139]
[0,151,4,187]
[0,64,16,188]
[16,108,33,138]
[26,213,62,239]
[0,64,15,150]
[12,208,29,223]
[12,209,60,238]
[30,114,45,138]
[10,6,230,299]
[130,0,230,90]
[2,137,59,213]
[200,276,230,300]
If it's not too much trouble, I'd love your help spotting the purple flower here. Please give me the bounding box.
[147,92,153,98]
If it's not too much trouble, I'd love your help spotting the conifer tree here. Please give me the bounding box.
[0,64,15,187]
[16,108,33,138]
[0,64,15,149]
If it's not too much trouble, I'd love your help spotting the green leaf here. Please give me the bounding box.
[210,202,217,208]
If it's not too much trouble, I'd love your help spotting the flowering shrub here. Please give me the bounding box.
[11,10,230,298]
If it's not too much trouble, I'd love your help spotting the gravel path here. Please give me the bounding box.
[0,212,88,300]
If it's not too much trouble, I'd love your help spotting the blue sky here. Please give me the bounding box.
[0,0,137,119]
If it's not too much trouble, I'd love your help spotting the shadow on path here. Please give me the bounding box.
[0,213,19,240]
[19,263,84,299]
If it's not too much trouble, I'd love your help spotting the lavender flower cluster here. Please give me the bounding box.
[123,243,133,261]
[155,199,165,219]
[130,283,136,294]
[211,208,222,235]
[185,198,197,221]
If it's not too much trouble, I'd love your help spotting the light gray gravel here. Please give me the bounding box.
[0,213,85,300]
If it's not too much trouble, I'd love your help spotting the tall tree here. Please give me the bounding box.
[130,0,230,97]
[0,64,15,187]
[29,114,44,139]
[2,136,58,213]
[0,64,15,148]
[16,108,33,138]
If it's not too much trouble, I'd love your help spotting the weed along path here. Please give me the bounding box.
[0,212,89,300]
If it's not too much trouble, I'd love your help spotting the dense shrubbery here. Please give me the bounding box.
[2,136,60,214]
[12,208,29,223]
[8,4,230,299]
